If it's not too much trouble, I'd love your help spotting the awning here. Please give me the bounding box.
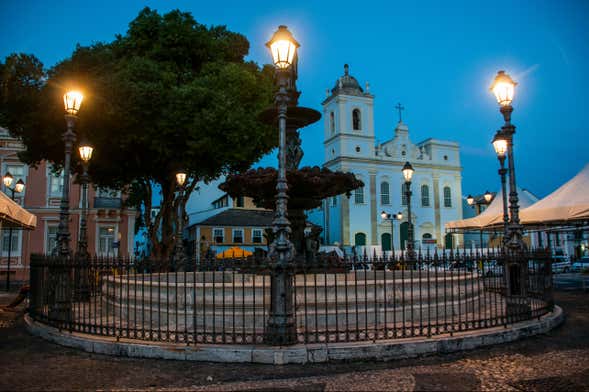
[519,163,589,225]
[215,246,253,259]
[0,191,36,230]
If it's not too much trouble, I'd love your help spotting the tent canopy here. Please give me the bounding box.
[215,246,253,259]
[0,191,36,230]
[446,187,537,231]
[519,163,589,225]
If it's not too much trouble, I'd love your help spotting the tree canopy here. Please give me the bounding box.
[0,8,277,261]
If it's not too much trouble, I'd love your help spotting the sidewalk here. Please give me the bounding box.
[1,290,588,391]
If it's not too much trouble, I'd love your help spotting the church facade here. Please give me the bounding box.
[309,65,463,250]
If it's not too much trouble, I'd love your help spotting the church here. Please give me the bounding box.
[308,65,463,250]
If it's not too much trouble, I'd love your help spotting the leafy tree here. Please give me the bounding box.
[0,8,276,262]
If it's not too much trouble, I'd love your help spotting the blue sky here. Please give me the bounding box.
[2,0,588,198]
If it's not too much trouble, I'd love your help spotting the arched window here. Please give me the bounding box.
[401,183,408,205]
[354,186,364,204]
[380,182,390,205]
[443,186,452,207]
[381,233,392,251]
[330,112,335,133]
[355,232,367,246]
[421,184,430,207]
[422,233,432,239]
[352,109,361,130]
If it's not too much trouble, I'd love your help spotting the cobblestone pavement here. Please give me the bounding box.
[1,290,588,391]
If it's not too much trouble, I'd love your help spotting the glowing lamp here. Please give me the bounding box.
[14,179,25,193]
[490,70,516,107]
[176,171,187,187]
[484,191,493,203]
[381,211,388,220]
[78,144,94,163]
[492,133,508,158]
[402,162,414,182]
[466,195,474,205]
[396,212,403,220]
[64,91,84,115]
[3,172,13,188]
[266,25,299,70]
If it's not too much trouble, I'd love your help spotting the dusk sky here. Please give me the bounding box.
[2,0,588,198]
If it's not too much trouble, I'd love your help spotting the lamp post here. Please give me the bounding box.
[173,171,187,270]
[265,25,299,345]
[492,131,509,245]
[381,211,402,257]
[2,173,24,291]
[402,162,415,260]
[466,191,494,249]
[77,140,93,258]
[57,91,84,257]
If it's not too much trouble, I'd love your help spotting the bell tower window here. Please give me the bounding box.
[330,112,335,134]
[352,109,361,130]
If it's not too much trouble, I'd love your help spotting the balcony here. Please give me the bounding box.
[93,197,122,209]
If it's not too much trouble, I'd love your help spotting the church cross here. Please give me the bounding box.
[395,103,405,122]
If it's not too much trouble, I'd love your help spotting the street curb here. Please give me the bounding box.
[25,306,563,364]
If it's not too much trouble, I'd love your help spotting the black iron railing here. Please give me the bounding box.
[29,248,553,346]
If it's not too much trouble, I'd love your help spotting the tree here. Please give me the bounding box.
[0,8,276,263]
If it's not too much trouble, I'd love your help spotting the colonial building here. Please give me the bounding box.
[0,127,136,285]
[308,65,464,250]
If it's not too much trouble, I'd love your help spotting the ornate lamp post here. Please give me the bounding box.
[402,162,415,260]
[265,25,299,345]
[466,191,494,249]
[77,140,93,258]
[57,91,84,257]
[2,173,24,290]
[380,210,402,256]
[173,170,188,270]
[492,131,509,244]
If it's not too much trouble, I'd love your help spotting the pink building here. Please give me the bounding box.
[0,127,136,285]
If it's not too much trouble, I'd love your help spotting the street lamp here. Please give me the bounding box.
[492,131,509,243]
[484,190,493,203]
[173,170,188,270]
[381,210,403,257]
[466,194,474,206]
[490,71,523,250]
[57,90,84,257]
[77,139,93,258]
[265,25,298,345]
[401,162,415,260]
[2,172,24,290]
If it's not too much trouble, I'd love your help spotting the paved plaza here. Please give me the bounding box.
[1,286,588,391]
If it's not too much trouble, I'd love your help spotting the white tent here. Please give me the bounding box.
[0,191,36,229]
[445,188,538,231]
[519,163,589,225]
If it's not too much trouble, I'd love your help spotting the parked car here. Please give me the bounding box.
[571,257,589,273]
[551,255,572,273]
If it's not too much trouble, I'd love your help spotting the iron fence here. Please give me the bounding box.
[29,248,553,346]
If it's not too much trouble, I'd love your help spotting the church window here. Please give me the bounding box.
[380,182,390,205]
[443,186,452,207]
[354,186,365,204]
[421,184,430,207]
[444,155,448,161]
[352,109,361,130]
[422,233,432,239]
[354,232,367,246]
[402,150,406,156]
[401,183,408,206]
[330,112,335,133]
[355,146,360,153]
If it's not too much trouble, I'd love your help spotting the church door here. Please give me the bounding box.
[381,233,391,251]
[400,222,409,250]
[445,233,454,249]
[354,232,367,246]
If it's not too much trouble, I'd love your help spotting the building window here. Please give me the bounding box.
[252,229,263,244]
[354,232,367,246]
[422,233,433,239]
[2,230,20,254]
[401,183,408,206]
[443,186,452,207]
[98,226,115,256]
[421,184,430,207]
[212,196,228,209]
[330,112,335,133]
[213,228,224,243]
[352,109,361,130]
[381,233,392,251]
[331,196,337,207]
[48,165,64,197]
[46,225,58,255]
[97,187,120,198]
[354,186,364,204]
[235,196,244,208]
[380,182,390,205]
[233,229,243,243]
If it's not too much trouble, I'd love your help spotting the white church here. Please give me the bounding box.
[308,65,464,250]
